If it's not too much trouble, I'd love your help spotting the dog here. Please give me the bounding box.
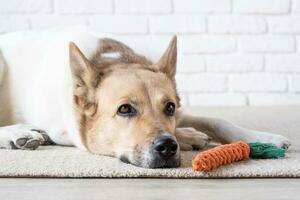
[0,26,291,168]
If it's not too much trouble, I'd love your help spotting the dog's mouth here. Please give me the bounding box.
[118,154,181,169]
[119,155,131,164]
[147,156,181,169]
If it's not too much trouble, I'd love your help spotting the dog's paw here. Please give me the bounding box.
[248,131,292,150]
[268,134,291,150]
[0,124,50,150]
[175,127,211,151]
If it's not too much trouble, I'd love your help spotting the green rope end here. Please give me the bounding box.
[248,142,285,159]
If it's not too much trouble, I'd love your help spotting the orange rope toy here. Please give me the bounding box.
[192,141,250,172]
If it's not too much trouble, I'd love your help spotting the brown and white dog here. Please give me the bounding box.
[0,26,291,168]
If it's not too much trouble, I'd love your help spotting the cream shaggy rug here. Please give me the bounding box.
[0,106,299,178]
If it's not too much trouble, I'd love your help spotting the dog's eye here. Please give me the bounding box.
[164,102,175,117]
[117,104,137,117]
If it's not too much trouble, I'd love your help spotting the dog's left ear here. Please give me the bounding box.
[154,36,177,80]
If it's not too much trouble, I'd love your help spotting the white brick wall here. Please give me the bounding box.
[0,0,300,106]
[55,0,113,14]
[290,75,300,91]
[0,0,52,13]
[239,36,295,53]
[116,0,172,14]
[229,74,287,92]
[150,16,206,34]
[233,0,290,14]
[174,0,231,13]
[208,16,266,34]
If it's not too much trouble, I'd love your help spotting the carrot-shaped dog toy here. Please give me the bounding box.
[192,141,285,172]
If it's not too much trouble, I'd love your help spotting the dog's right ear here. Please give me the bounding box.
[69,42,94,87]
[69,42,100,116]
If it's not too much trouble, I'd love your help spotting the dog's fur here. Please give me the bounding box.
[0,26,291,168]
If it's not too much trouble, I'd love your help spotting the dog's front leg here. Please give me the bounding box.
[0,124,52,150]
[175,127,211,151]
[178,114,291,150]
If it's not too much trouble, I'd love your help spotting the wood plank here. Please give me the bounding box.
[0,178,299,200]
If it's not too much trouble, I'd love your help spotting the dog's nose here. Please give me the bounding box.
[153,135,178,159]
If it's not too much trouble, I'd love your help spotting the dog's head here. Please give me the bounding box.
[69,36,181,168]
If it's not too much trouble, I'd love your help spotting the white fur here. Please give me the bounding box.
[101,52,121,59]
[0,124,44,149]
[0,26,103,149]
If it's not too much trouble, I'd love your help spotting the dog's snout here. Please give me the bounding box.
[153,135,178,159]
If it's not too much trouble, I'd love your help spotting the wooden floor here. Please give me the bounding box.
[0,178,299,200]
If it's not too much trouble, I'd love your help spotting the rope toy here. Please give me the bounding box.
[192,141,286,172]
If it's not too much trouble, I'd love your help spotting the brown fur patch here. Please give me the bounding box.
[90,38,153,66]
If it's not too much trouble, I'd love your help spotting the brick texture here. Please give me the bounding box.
[116,0,172,14]
[174,0,231,13]
[150,16,206,34]
[207,55,264,72]
[229,74,287,92]
[233,0,290,14]
[290,75,300,92]
[0,0,52,13]
[55,0,113,14]
[208,16,266,34]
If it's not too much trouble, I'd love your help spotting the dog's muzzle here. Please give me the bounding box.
[119,134,181,168]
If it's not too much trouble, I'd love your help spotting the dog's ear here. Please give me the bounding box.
[69,42,100,116]
[154,36,177,80]
[69,42,95,87]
